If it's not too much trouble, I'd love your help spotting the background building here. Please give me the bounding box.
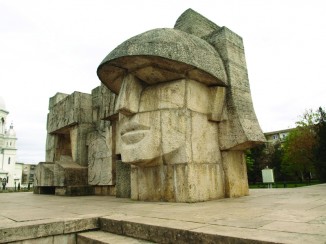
[22,164,36,187]
[14,162,24,187]
[264,128,293,144]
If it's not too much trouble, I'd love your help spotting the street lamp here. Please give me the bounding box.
[2,178,7,190]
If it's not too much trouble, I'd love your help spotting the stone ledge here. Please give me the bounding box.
[99,214,325,244]
[0,217,99,243]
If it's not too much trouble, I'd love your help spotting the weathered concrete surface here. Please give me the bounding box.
[97,28,228,94]
[96,8,266,202]
[77,231,153,244]
[115,160,131,198]
[1,185,325,243]
[36,84,117,196]
[35,8,266,202]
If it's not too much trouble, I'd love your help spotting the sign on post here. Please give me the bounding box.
[262,167,274,188]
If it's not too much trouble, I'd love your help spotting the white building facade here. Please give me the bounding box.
[0,97,18,188]
[264,128,292,144]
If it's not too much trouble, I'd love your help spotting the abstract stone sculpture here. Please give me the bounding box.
[34,9,265,202]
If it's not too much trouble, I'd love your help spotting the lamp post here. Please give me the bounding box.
[2,178,6,190]
[14,179,18,191]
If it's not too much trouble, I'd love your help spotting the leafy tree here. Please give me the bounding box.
[246,145,266,184]
[282,127,316,181]
[247,107,326,184]
[269,142,284,181]
[314,107,326,182]
[246,143,281,183]
[245,149,255,181]
[282,107,326,182]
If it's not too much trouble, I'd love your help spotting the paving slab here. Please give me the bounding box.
[0,184,325,243]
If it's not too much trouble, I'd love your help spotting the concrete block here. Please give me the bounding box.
[221,151,249,197]
[54,160,88,187]
[0,221,64,243]
[139,79,185,112]
[116,160,131,198]
[34,162,54,187]
[64,217,99,233]
[53,234,76,244]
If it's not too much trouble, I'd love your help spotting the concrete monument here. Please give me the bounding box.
[34,9,265,202]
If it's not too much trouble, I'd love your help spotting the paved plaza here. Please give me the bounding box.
[0,184,325,243]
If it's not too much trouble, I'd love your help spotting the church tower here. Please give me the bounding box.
[0,97,18,188]
[0,97,8,136]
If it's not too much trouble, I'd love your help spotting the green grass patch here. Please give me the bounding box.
[0,188,33,193]
[249,180,321,189]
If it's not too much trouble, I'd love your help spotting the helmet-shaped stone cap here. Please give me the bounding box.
[97,28,227,94]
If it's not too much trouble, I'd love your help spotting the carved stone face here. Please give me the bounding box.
[115,74,225,167]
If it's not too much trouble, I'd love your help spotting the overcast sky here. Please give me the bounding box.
[1,0,325,164]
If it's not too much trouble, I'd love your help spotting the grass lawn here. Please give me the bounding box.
[249,180,321,189]
[0,188,33,193]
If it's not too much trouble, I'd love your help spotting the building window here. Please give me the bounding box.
[8,157,10,164]
[273,135,278,140]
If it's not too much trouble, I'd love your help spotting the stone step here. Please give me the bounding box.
[77,231,154,244]
[99,214,272,244]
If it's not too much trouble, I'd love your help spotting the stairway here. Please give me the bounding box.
[77,231,153,244]
[76,215,160,243]
[76,214,257,244]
